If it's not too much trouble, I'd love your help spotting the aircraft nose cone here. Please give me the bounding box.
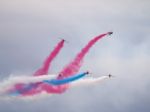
[108,32,113,35]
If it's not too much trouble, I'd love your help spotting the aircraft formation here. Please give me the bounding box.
[0,32,113,98]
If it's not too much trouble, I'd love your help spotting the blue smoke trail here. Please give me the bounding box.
[44,72,88,85]
[9,72,88,96]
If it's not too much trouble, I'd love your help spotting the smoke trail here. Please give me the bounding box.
[0,91,53,101]
[4,39,65,96]
[0,72,87,97]
[20,72,88,96]
[70,76,110,87]
[6,72,88,97]
[43,72,88,85]
[0,32,112,98]
[0,74,56,94]
[34,39,65,76]
[4,40,65,97]
[58,32,112,79]
[0,75,110,100]
[28,32,112,96]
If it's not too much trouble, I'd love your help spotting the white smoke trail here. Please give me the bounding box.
[0,74,57,94]
[0,91,53,101]
[0,75,110,100]
[70,76,110,87]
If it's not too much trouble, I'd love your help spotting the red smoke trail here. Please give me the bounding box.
[58,32,112,79]
[33,40,65,76]
[21,32,112,96]
[8,40,65,96]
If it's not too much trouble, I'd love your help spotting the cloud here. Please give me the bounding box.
[0,0,150,112]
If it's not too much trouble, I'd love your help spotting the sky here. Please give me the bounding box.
[0,0,150,112]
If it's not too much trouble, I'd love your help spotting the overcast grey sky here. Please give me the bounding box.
[0,0,150,112]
